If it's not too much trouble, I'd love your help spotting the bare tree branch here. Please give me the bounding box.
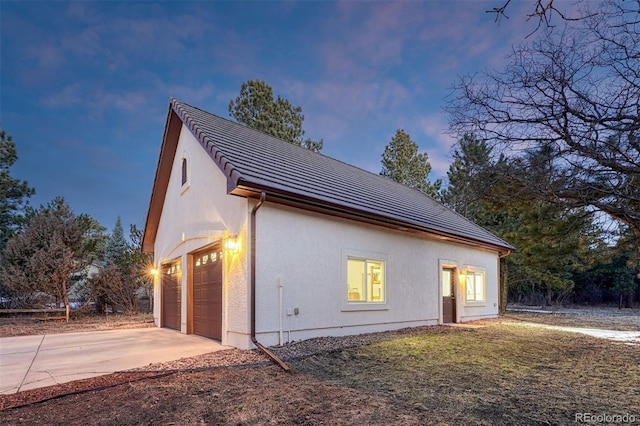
[448,0,640,246]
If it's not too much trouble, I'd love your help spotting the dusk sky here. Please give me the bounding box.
[1,1,564,232]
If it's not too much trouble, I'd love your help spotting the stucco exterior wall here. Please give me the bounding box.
[150,125,502,350]
[152,125,249,346]
[253,202,500,347]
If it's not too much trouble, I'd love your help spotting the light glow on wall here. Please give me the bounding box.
[225,235,240,253]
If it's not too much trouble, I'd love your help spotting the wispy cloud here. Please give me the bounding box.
[283,78,409,142]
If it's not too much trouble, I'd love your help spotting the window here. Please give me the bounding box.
[465,270,485,303]
[347,257,385,303]
[181,158,188,186]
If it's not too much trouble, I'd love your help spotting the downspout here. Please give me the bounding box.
[251,192,290,371]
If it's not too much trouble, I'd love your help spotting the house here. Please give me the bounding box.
[142,99,513,351]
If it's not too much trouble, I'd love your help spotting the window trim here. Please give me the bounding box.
[463,266,486,306]
[341,248,389,312]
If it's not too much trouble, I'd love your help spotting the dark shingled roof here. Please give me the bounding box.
[144,99,513,253]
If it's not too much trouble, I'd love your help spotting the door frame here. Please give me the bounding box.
[438,259,460,324]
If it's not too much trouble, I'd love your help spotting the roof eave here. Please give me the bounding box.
[230,181,514,254]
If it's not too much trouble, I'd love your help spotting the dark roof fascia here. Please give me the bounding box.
[142,104,183,253]
[231,182,513,254]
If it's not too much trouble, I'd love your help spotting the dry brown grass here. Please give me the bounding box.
[294,323,640,425]
[2,320,639,425]
[505,308,640,331]
[0,313,154,337]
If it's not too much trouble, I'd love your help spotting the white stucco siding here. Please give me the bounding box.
[152,124,249,344]
[254,203,500,346]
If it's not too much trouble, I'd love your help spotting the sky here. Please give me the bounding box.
[1,0,557,232]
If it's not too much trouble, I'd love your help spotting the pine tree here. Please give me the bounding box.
[0,130,35,250]
[380,129,441,197]
[229,79,323,152]
[105,216,129,270]
[442,134,494,220]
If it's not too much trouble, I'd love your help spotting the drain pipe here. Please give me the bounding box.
[251,192,290,371]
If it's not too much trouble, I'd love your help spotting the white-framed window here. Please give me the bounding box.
[464,269,485,303]
[342,249,388,311]
[347,257,385,303]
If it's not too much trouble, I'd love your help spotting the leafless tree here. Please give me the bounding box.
[448,1,640,249]
[487,0,597,37]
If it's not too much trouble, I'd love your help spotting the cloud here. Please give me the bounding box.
[281,78,410,143]
[30,43,64,68]
[319,1,430,79]
[40,79,223,123]
[41,83,84,108]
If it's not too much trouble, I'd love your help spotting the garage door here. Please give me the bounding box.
[192,244,223,340]
[162,261,181,331]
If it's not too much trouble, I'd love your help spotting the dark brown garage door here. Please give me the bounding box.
[162,261,181,331]
[192,244,223,340]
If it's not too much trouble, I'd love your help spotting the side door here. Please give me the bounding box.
[442,268,456,323]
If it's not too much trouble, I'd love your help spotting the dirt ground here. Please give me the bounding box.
[1,310,639,425]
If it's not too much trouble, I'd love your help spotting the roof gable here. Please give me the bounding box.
[143,99,513,253]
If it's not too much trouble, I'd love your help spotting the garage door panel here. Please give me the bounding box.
[162,261,181,331]
[192,245,222,340]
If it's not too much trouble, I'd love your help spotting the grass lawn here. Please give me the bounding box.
[293,323,640,425]
[2,322,639,425]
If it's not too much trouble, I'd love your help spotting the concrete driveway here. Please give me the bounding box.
[0,328,228,394]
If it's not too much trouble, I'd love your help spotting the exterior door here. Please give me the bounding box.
[192,244,223,340]
[442,268,456,323]
[162,261,181,331]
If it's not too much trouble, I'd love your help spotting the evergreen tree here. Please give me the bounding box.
[0,130,35,250]
[229,79,323,152]
[90,221,153,314]
[493,148,598,306]
[0,197,82,314]
[380,129,441,197]
[77,213,108,262]
[573,228,638,308]
[105,216,128,269]
[442,134,495,220]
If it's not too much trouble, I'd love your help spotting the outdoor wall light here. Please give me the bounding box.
[149,267,159,276]
[225,235,240,253]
